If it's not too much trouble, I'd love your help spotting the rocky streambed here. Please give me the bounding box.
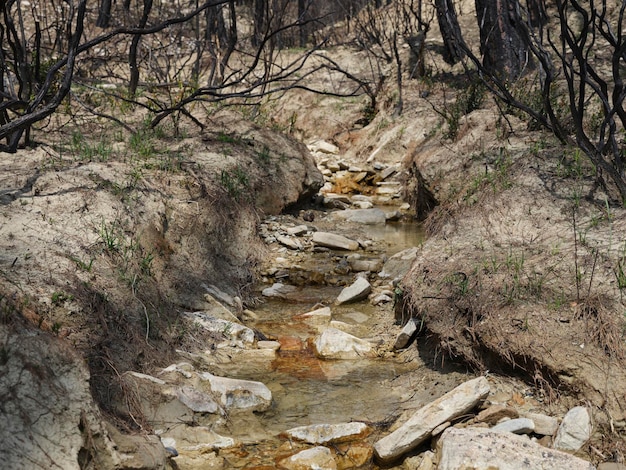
[114,145,600,469]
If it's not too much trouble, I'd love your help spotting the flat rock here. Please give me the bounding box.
[182,312,254,346]
[278,446,337,470]
[313,328,373,359]
[309,139,339,154]
[313,231,359,251]
[380,165,398,180]
[175,385,221,414]
[330,208,387,225]
[492,417,535,434]
[282,422,371,444]
[437,427,596,470]
[352,200,374,209]
[372,293,393,305]
[160,425,237,453]
[336,277,371,304]
[373,376,490,464]
[276,234,303,250]
[393,318,418,350]
[295,306,332,326]
[262,282,299,298]
[287,224,309,236]
[379,247,419,279]
[522,412,559,436]
[553,406,592,452]
[199,372,272,411]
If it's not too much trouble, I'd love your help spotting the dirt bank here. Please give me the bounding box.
[0,110,322,468]
[399,108,626,457]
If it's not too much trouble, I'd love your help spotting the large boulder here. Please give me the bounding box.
[437,427,595,470]
[0,324,125,470]
[312,328,373,359]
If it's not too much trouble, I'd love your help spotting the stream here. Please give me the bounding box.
[200,213,474,468]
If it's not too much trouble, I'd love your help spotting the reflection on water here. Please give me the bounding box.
[366,220,424,253]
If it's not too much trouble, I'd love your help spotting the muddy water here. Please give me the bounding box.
[212,219,468,467]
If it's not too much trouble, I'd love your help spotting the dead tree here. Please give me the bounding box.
[434,0,465,64]
[475,0,529,80]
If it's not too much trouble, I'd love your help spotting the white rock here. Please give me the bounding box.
[352,200,374,209]
[262,282,298,298]
[276,234,303,250]
[492,417,535,434]
[282,422,371,444]
[309,139,339,154]
[373,377,490,463]
[160,425,237,452]
[553,406,592,452]
[313,328,373,359]
[372,293,393,306]
[176,386,221,414]
[336,277,371,304]
[330,208,387,225]
[393,318,418,350]
[182,312,254,346]
[313,232,359,251]
[522,412,559,436]
[199,373,272,411]
[379,247,419,279]
[287,225,309,236]
[437,427,596,470]
[278,446,337,470]
[295,306,332,326]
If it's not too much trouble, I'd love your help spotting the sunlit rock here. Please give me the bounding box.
[330,208,387,225]
[175,385,221,414]
[295,306,332,326]
[492,417,535,435]
[282,422,372,444]
[277,446,337,470]
[373,376,490,463]
[181,311,255,346]
[276,234,303,250]
[437,427,596,470]
[199,372,272,411]
[159,425,237,453]
[379,247,418,279]
[553,406,592,452]
[313,328,372,359]
[336,277,371,304]
[522,412,559,436]
[313,232,359,251]
[393,318,418,350]
[262,282,299,298]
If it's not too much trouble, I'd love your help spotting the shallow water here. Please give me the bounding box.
[214,218,429,466]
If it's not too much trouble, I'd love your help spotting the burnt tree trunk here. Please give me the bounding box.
[434,0,465,64]
[252,0,267,46]
[475,0,529,80]
[96,0,112,27]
